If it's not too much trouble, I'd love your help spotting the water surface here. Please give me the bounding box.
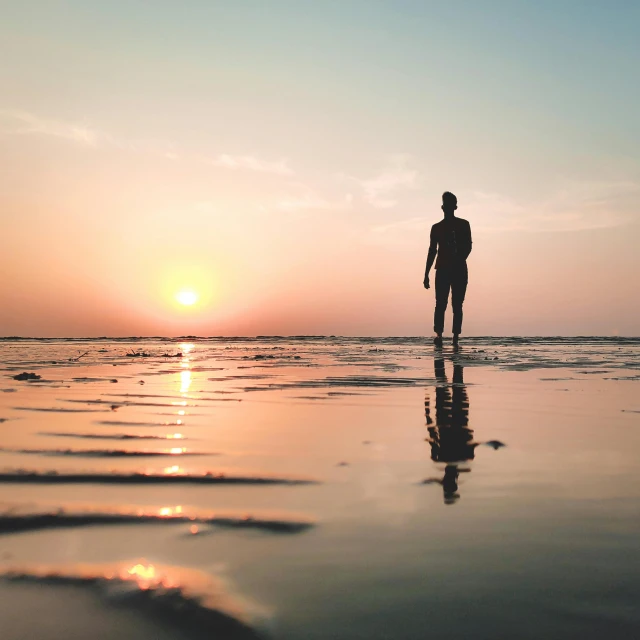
[1,337,639,639]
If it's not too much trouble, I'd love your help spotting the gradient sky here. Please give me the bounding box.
[1,0,639,336]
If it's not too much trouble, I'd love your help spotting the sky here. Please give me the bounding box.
[1,0,639,336]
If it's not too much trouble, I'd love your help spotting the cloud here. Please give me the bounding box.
[270,191,353,213]
[467,182,639,233]
[346,155,419,208]
[212,154,293,176]
[367,180,639,245]
[371,217,430,235]
[0,109,294,176]
[0,109,106,146]
[367,216,431,246]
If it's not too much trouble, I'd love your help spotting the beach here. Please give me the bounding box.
[0,337,639,639]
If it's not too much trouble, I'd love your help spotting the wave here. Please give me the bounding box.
[12,406,106,413]
[243,374,430,392]
[101,392,202,400]
[64,399,199,408]
[0,505,315,534]
[40,432,190,441]
[207,375,276,381]
[0,470,318,485]
[0,561,268,639]
[0,447,208,458]
[102,393,243,403]
[95,420,185,427]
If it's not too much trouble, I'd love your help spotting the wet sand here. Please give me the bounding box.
[0,337,639,639]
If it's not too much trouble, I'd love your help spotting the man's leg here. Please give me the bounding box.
[434,268,451,344]
[451,264,468,340]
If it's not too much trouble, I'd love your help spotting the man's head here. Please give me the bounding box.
[442,191,457,215]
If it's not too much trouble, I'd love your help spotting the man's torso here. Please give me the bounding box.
[432,217,470,270]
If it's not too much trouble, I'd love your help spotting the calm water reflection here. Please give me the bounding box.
[1,339,639,640]
[425,358,473,504]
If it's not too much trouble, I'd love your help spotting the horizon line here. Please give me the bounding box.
[0,335,637,341]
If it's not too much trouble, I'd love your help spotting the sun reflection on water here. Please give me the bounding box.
[179,343,195,355]
[121,562,173,590]
[163,465,183,475]
[180,369,192,394]
[158,505,183,517]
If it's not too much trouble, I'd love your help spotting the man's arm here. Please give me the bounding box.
[424,225,438,289]
[459,221,472,261]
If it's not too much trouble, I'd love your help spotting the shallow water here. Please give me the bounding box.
[1,337,639,639]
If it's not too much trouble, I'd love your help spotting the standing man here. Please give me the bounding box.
[423,192,472,347]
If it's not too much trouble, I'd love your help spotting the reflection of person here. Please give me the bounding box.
[423,192,472,348]
[439,465,472,505]
[424,358,473,504]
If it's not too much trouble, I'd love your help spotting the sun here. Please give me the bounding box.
[176,290,198,306]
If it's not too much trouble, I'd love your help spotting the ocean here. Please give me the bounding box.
[1,337,639,639]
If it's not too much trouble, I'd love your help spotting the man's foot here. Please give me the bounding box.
[452,334,460,347]
[434,335,443,348]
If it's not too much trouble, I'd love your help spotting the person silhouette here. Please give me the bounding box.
[423,192,472,347]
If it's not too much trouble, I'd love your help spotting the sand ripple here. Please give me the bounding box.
[0,447,209,458]
[0,505,315,534]
[1,561,268,639]
[0,470,319,485]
